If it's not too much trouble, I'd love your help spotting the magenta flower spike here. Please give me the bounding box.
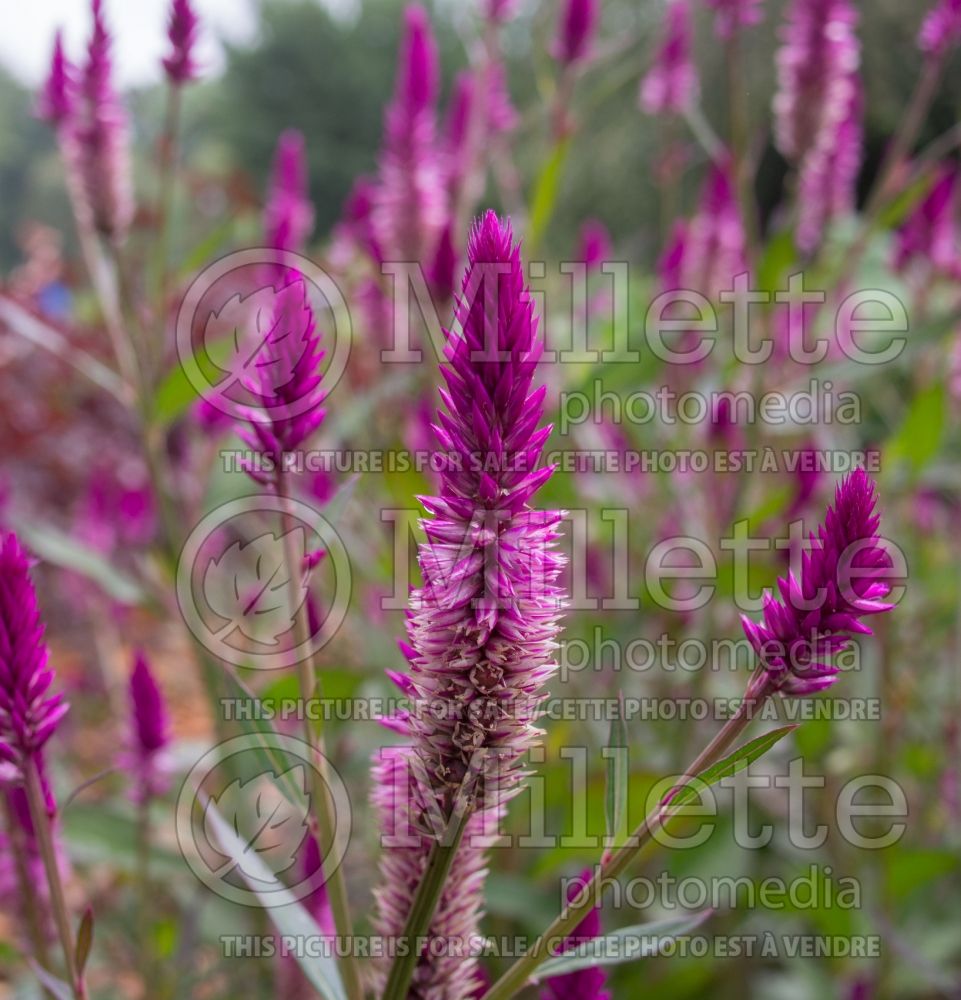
[773,0,862,253]
[162,0,200,85]
[372,212,564,995]
[125,651,171,803]
[640,0,699,116]
[0,533,68,769]
[658,159,747,303]
[553,0,600,65]
[706,0,764,40]
[539,870,611,1000]
[893,164,959,277]
[264,129,315,255]
[235,278,327,485]
[38,31,75,128]
[373,4,447,265]
[919,0,961,60]
[405,211,564,799]
[75,0,133,241]
[741,469,895,696]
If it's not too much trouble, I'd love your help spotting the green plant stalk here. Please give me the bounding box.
[24,757,86,1000]
[3,793,51,975]
[380,802,472,1000]
[481,669,775,1000]
[278,476,363,1000]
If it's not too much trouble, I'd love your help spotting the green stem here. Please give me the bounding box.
[381,803,472,1000]
[3,793,50,975]
[481,670,774,1000]
[278,474,363,1000]
[24,757,86,1000]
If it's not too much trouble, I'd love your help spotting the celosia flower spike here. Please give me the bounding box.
[372,212,565,997]
[38,31,74,127]
[772,0,862,253]
[741,469,894,696]
[125,651,171,803]
[76,0,134,241]
[373,4,446,265]
[640,0,699,116]
[162,0,200,85]
[264,129,314,255]
[553,0,600,65]
[0,533,68,767]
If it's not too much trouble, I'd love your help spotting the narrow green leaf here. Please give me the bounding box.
[670,724,799,810]
[201,801,347,1000]
[13,520,145,606]
[887,381,946,476]
[528,138,570,254]
[75,906,95,976]
[533,910,713,979]
[604,691,629,846]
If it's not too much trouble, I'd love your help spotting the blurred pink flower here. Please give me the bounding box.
[264,130,314,255]
[373,4,447,265]
[75,0,134,241]
[918,0,961,60]
[640,0,699,116]
[162,0,200,84]
[773,0,862,253]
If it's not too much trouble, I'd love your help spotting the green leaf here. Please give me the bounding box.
[527,138,570,254]
[886,381,946,476]
[220,670,310,806]
[201,800,347,1000]
[75,907,94,976]
[533,910,713,979]
[604,691,629,847]
[152,332,237,426]
[12,521,145,606]
[670,725,798,810]
[756,229,796,296]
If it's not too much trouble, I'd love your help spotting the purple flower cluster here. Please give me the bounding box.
[264,130,315,255]
[0,533,68,769]
[893,165,960,277]
[236,279,326,485]
[918,0,961,60]
[372,212,565,994]
[75,0,134,241]
[773,0,862,253]
[658,160,747,307]
[640,0,699,117]
[38,31,74,128]
[123,652,171,803]
[401,211,564,801]
[162,0,200,85]
[741,469,894,696]
[373,5,447,266]
[552,0,600,65]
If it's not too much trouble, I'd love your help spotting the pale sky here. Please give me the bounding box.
[1,0,260,87]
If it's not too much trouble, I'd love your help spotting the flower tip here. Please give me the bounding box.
[401,3,438,113]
